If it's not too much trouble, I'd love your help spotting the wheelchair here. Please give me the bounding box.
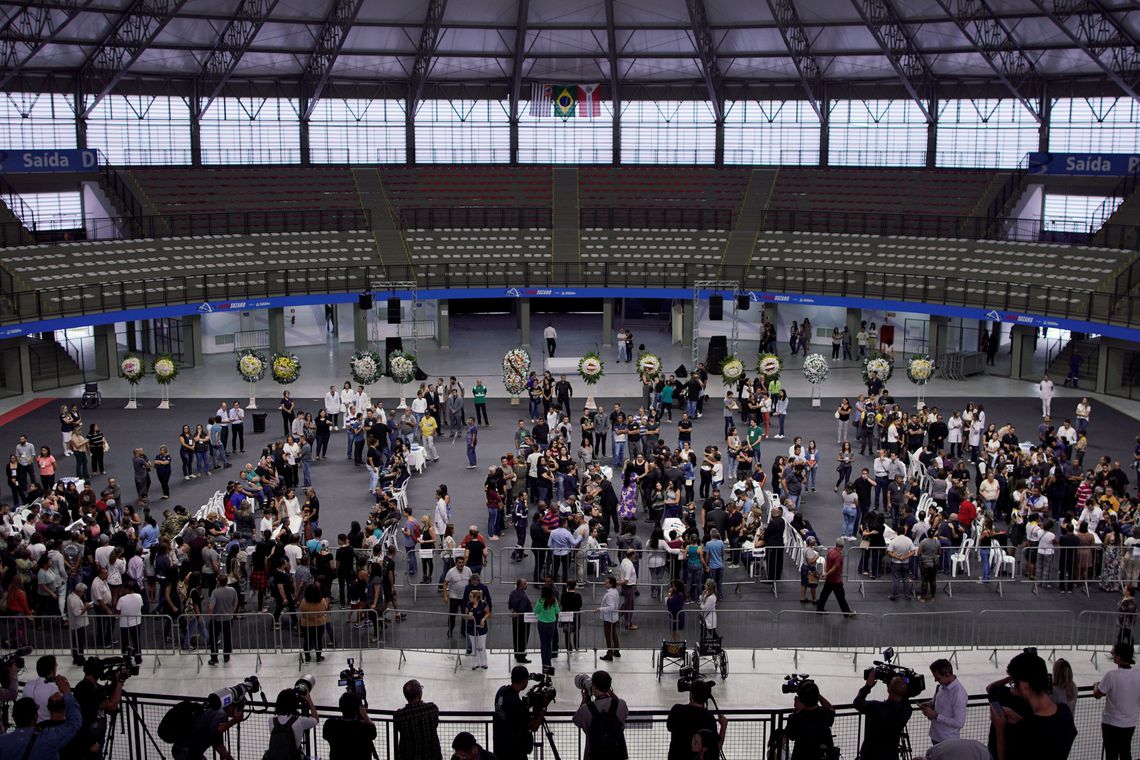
[80,382,101,409]
[692,620,728,679]
[656,639,688,682]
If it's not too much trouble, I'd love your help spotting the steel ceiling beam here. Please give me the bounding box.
[299,0,365,121]
[0,0,93,92]
[935,0,1043,122]
[685,0,724,120]
[508,0,529,120]
[77,0,189,118]
[849,0,935,122]
[766,0,826,121]
[407,0,448,114]
[604,0,620,109]
[1031,0,1139,102]
[196,0,280,118]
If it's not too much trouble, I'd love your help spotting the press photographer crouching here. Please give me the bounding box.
[571,670,629,760]
[667,673,727,760]
[781,677,836,760]
[493,666,545,760]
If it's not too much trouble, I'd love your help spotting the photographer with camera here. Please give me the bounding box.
[322,692,377,760]
[0,677,81,759]
[853,672,912,760]
[62,657,125,760]
[0,649,24,731]
[266,687,320,760]
[782,681,835,760]
[572,670,629,759]
[667,679,727,760]
[493,666,542,760]
[920,659,966,745]
[989,649,1077,760]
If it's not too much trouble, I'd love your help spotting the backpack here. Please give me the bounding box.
[157,700,205,746]
[585,699,628,759]
[264,716,302,760]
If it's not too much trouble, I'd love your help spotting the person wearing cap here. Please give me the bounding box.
[493,666,541,760]
[990,650,1076,760]
[452,730,497,760]
[1094,642,1140,760]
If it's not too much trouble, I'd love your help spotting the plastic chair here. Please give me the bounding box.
[749,548,766,578]
[950,538,975,578]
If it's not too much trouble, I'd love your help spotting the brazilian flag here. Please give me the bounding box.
[553,84,577,120]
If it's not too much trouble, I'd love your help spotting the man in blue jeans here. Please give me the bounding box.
[402,508,419,578]
[465,418,478,470]
[209,416,229,469]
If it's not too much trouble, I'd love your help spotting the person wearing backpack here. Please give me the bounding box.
[571,670,629,760]
[265,688,319,760]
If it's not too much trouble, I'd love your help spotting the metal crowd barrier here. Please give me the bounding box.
[1074,609,1136,667]
[939,351,987,380]
[14,614,175,671]
[278,609,382,668]
[775,610,882,669]
[178,612,276,672]
[975,609,1077,663]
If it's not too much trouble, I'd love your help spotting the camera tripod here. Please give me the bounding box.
[103,694,167,760]
[898,725,913,760]
[531,718,563,760]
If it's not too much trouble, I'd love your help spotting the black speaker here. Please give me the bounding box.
[358,293,373,310]
[709,295,723,321]
[413,367,427,381]
[706,335,728,373]
[384,337,403,358]
[675,364,688,378]
[736,294,750,311]
[387,298,401,324]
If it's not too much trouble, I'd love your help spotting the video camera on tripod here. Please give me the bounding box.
[862,647,926,699]
[523,672,556,716]
[92,651,140,684]
[338,658,367,704]
[0,647,32,670]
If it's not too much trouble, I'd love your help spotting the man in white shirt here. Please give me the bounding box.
[116,582,145,664]
[887,533,914,601]
[618,550,637,630]
[1057,419,1078,448]
[324,385,342,430]
[23,655,62,722]
[229,401,246,454]
[544,323,558,357]
[284,536,303,576]
[1095,642,1140,760]
[1080,502,1105,535]
[873,450,892,510]
[1037,522,1057,587]
[215,401,231,453]
[921,658,967,745]
[356,385,371,413]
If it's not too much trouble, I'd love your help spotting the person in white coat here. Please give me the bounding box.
[323,386,343,431]
[946,412,964,459]
[1039,373,1055,418]
[338,382,357,424]
[699,579,718,639]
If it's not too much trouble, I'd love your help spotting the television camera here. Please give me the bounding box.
[523,672,556,715]
[862,648,927,699]
[1,647,32,670]
[781,673,814,694]
[208,676,262,710]
[338,659,367,705]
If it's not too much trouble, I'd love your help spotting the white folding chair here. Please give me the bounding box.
[950,537,974,578]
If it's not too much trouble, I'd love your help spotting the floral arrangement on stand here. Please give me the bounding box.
[802,353,830,385]
[636,352,662,383]
[756,352,782,383]
[862,351,894,386]
[270,352,301,385]
[387,350,417,385]
[152,354,178,385]
[120,353,145,385]
[349,350,383,385]
[719,354,744,386]
[236,349,267,382]
[907,355,936,385]
[578,352,605,385]
[502,348,532,395]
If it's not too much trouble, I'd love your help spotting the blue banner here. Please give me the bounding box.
[1027,152,1140,177]
[0,149,99,174]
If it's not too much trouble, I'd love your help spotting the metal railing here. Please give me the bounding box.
[94,685,1119,760]
[5,261,1140,333]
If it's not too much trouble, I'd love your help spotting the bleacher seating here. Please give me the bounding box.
[379,166,552,210]
[768,167,995,217]
[403,229,552,262]
[581,229,728,266]
[578,166,750,209]
[129,166,362,215]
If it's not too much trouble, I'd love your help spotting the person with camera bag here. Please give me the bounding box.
[852,673,912,760]
[667,680,727,760]
[572,670,629,760]
[62,657,124,760]
[493,666,541,760]
[265,688,319,760]
[782,681,835,760]
[322,692,376,760]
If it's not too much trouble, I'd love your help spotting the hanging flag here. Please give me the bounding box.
[528,83,601,118]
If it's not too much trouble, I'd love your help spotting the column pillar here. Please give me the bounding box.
[94,323,118,378]
[1096,339,1112,395]
[846,308,862,346]
[268,308,286,354]
[764,302,780,338]
[1009,324,1037,380]
[437,300,450,349]
[518,299,531,347]
[601,299,614,347]
[353,305,369,352]
[0,339,33,396]
[925,95,937,169]
[928,315,949,359]
[681,300,694,349]
[818,99,830,167]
